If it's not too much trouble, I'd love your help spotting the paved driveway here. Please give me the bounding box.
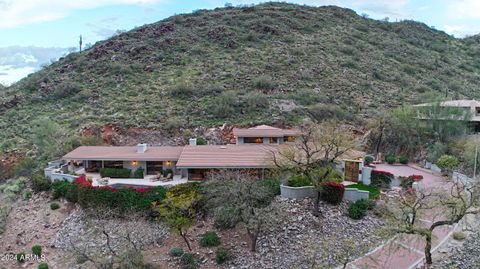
[347,164,454,269]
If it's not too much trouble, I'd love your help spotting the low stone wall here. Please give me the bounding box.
[344,188,369,202]
[425,162,442,173]
[280,184,317,199]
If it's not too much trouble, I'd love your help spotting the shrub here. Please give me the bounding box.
[133,167,144,178]
[252,76,276,90]
[196,137,207,145]
[162,169,174,177]
[364,155,374,165]
[348,200,369,219]
[385,155,396,164]
[169,247,184,257]
[398,155,409,164]
[452,232,466,241]
[320,181,345,204]
[13,157,36,177]
[399,174,423,189]
[99,168,131,178]
[50,202,60,210]
[23,191,32,200]
[16,252,26,263]
[52,181,78,202]
[167,82,194,98]
[32,174,51,192]
[258,178,281,195]
[38,263,49,269]
[215,247,230,264]
[200,231,221,247]
[437,155,459,172]
[287,174,312,187]
[180,253,196,267]
[213,204,241,230]
[32,244,42,256]
[371,170,393,189]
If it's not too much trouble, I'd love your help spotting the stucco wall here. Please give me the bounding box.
[344,188,369,202]
[280,184,317,199]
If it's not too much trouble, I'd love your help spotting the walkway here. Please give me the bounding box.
[346,164,455,269]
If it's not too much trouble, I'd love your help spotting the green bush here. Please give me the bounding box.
[180,253,196,267]
[258,178,281,195]
[320,181,345,204]
[437,155,459,172]
[287,174,312,187]
[133,167,144,178]
[364,155,374,165]
[13,157,36,177]
[215,247,230,264]
[348,200,368,219]
[52,181,78,202]
[23,191,32,200]
[196,137,207,145]
[385,155,396,164]
[50,202,60,210]
[169,247,184,257]
[398,155,409,164]
[252,76,276,90]
[99,168,131,178]
[38,263,49,269]
[32,244,42,256]
[162,169,174,177]
[200,231,221,247]
[32,174,51,192]
[16,252,26,263]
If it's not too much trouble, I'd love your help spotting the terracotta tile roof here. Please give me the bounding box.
[176,144,277,168]
[62,146,184,161]
[233,125,300,137]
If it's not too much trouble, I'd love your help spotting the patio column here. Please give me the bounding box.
[102,160,104,168]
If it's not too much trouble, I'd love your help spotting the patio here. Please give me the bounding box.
[88,174,188,187]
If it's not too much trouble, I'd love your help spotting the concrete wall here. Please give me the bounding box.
[344,188,370,202]
[425,162,442,173]
[44,168,78,182]
[361,167,372,185]
[280,184,317,199]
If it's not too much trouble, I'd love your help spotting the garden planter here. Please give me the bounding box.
[280,184,317,199]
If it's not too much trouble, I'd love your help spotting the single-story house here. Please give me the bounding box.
[233,125,299,145]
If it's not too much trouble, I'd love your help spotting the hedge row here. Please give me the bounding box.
[52,177,166,212]
[99,168,132,178]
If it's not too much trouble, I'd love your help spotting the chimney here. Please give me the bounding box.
[189,138,197,146]
[137,143,148,153]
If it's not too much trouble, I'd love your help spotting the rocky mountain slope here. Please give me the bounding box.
[1,2,480,152]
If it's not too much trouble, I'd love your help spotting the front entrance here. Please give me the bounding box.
[344,161,360,182]
[146,161,163,175]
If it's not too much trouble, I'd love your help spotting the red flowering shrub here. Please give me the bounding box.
[410,174,423,181]
[74,175,92,188]
[321,181,345,204]
[371,170,393,189]
[400,174,423,189]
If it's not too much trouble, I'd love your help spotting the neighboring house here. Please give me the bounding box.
[233,125,299,145]
[413,99,480,132]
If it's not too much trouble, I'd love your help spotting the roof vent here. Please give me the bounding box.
[220,146,227,149]
[189,138,197,146]
[137,143,148,153]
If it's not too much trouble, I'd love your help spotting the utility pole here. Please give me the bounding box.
[79,35,83,52]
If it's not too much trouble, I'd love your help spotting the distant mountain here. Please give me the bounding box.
[2,3,480,152]
[0,46,73,85]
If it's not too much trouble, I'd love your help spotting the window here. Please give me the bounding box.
[103,161,123,169]
[146,161,163,175]
[284,136,296,142]
[269,137,278,144]
[244,137,264,143]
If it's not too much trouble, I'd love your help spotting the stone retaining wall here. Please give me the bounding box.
[280,184,317,199]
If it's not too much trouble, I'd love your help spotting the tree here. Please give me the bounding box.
[272,120,355,216]
[204,171,280,252]
[156,183,202,251]
[387,180,479,264]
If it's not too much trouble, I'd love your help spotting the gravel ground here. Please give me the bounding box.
[434,232,480,269]
[226,197,386,269]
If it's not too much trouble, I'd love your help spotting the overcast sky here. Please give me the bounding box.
[0,0,479,48]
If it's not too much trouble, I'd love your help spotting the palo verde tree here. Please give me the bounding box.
[387,179,479,265]
[203,170,281,252]
[272,120,355,216]
[156,183,203,251]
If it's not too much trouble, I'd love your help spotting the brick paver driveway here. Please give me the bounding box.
[347,164,453,269]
